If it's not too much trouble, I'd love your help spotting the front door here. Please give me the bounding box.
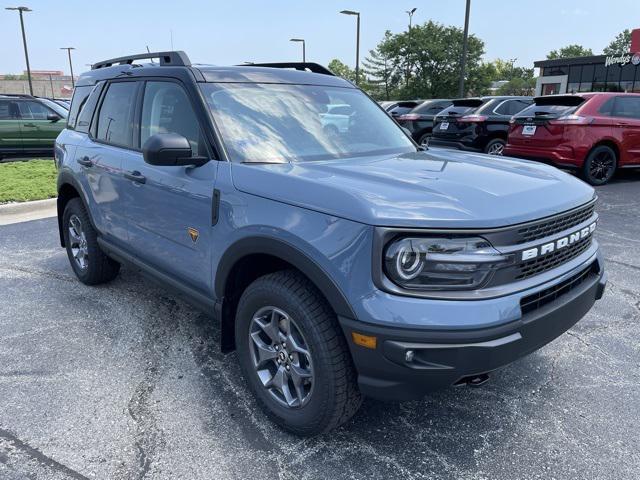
[0,99,23,156]
[17,100,64,153]
[123,80,217,293]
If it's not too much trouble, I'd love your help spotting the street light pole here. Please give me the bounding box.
[458,0,471,97]
[6,6,33,96]
[60,47,76,87]
[406,7,416,30]
[405,8,417,89]
[340,10,360,85]
[289,38,306,62]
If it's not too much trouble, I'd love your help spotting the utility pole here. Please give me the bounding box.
[458,0,471,97]
[6,6,34,96]
[60,47,76,88]
[49,74,54,97]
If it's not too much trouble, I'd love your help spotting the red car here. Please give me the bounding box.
[505,92,640,185]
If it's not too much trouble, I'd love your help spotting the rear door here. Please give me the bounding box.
[608,96,640,165]
[0,99,23,156]
[123,79,217,292]
[17,100,64,152]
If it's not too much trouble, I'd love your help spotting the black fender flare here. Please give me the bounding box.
[215,235,357,320]
[56,170,95,247]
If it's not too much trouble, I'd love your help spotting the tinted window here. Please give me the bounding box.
[516,104,577,118]
[439,104,478,116]
[76,83,104,134]
[494,100,513,115]
[0,100,21,120]
[18,101,52,120]
[96,82,138,147]
[67,85,92,129]
[327,105,353,116]
[388,105,413,116]
[611,96,640,119]
[200,83,414,163]
[140,81,202,154]
[414,101,450,114]
[39,98,68,118]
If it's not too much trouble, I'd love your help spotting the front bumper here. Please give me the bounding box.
[339,259,606,401]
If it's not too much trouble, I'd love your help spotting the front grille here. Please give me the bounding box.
[516,236,592,280]
[520,263,595,315]
[516,202,595,244]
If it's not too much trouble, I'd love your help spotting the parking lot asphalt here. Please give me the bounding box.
[1,171,639,480]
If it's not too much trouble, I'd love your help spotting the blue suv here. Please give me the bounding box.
[55,52,607,436]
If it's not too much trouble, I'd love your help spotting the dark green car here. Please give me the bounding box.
[0,94,68,160]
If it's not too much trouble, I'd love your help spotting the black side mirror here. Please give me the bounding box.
[47,113,61,122]
[142,133,208,167]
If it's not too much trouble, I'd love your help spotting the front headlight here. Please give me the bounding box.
[384,236,510,291]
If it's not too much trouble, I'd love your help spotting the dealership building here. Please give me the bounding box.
[534,28,640,95]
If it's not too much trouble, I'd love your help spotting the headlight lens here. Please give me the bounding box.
[384,236,509,291]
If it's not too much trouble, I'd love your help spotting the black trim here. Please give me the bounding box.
[97,237,216,312]
[534,55,607,68]
[239,62,335,76]
[214,236,356,319]
[211,189,220,225]
[56,170,97,247]
[92,51,191,70]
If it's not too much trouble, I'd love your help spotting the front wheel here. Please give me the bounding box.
[235,270,362,436]
[582,145,617,185]
[417,133,431,147]
[484,138,506,155]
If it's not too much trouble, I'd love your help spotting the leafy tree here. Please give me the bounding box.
[547,44,593,60]
[603,29,632,55]
[327,59,356,83]
[367,20,491,99]
[497,77,536,96]
[490,58,534,81]
[363,32,398,100]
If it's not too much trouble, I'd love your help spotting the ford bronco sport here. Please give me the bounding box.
[55,51,606,436]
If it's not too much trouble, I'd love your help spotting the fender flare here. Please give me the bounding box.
[56,170,95,247]
[215,235,357,320]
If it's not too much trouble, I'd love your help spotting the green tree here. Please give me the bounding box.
[368,20,491,99]
[603,29,632,55]
[490,58,534,81]
[363,32,399,100]
[497,77,536,96]
[327,59,356,83]
[547,44,593,60]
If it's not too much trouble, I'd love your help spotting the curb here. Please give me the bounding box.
[0,198,57,216]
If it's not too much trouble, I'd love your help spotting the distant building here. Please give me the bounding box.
[534,28,640,95]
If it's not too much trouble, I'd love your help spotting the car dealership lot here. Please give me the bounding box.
[1,171,639,480]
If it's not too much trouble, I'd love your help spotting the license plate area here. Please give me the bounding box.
[440,122,450,130]
[522,125,537,136]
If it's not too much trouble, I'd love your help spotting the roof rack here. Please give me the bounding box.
[240,62,335,76]
[92,51,191,70]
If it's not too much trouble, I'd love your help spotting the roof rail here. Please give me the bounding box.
[240,62,335,76]
[92,51,191,70]
[0,93,35,98]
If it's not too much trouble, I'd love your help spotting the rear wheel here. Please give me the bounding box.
[484,138,506,156]
[235,270,362,436]
[63,198,120,285]
[417,133,431,147]
[582,145,617,185]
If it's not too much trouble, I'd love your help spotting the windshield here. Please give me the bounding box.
[40,98,69,118]
[200,83,415,163]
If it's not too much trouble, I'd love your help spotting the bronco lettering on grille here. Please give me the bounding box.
[521,222,596,261]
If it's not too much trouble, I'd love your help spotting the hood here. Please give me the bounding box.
[231,150,595,228]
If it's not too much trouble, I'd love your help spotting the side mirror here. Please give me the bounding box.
[47,113,61,122]
[142,133,208,167]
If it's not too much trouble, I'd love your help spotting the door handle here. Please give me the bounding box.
[616,123,629,127]
[23,123,36,128]
[77,156,93,167]
[124,170,146,184]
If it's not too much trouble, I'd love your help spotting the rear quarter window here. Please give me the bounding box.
[67,85,93,129]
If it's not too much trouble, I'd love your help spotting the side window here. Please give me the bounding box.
[96,82,138,148]
[0,100,21,120]
[494,100,511,115]
[76,83,104,134]
[67,85,93,129]
[611,97,640,120]
[19,101,52,120]
[508,100,531,116]
[140,81,202,155]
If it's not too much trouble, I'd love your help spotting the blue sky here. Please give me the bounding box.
[1,0,639,75]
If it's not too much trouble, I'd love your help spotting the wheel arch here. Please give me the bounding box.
[588,139,620,162]
[56,171,94,247]
[215,236,356,352]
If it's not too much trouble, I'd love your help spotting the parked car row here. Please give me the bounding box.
[385,92,640,185]
[0,93,68,160]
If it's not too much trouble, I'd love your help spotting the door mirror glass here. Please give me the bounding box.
[142,133,207,167]
[47,113,61,122]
